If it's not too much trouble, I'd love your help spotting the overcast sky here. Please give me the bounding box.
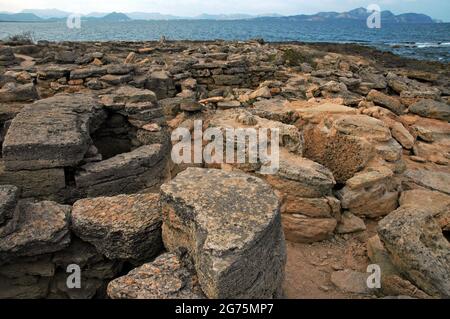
[1,0,449,21]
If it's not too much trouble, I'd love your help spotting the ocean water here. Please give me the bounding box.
[0,19,449,62]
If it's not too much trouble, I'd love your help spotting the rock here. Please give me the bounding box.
[0,162,66,199]
[0,200,71,263]
[145,71,175,99]
[75,144,168,197]
[378,206,450,297]
[403,169,450,195]
[399,189,450,229]
[276,150,336,196]
[331,270,370,294]
[71,193,162,262]
[107,251,204,299]
[100,74,132,85]
[124,52,136,64]
[55,50,76,63]
[336,212,366,234]
[390,122,415,149]
[333,115,392,142]
[303,122,374,183]
[106,64,134,75]
[409,99,450,122]
[248,86,272,100]
[160,168,286,299]
[180,99,203,112]
[0,83,39,103]
[367,235,431,299]
[338,168,399,218]
[37,65,71,80]
[217,100,241,109]
[2,94,106,170]
[0,185,19,226]
[282,214,337,243]
[367,90,406,115]
[70,67,106,80]
[250,98,298,123]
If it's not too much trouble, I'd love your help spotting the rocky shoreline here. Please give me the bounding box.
[0,39,449,299]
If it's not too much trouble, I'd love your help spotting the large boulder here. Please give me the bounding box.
[2,94,107,170]
[71,193,163,262]
[378,205,450,297]
[367,89,406,115]
[409,99,450,122]
[0,83,39,103]
[160,168,286,299]
[107,251,204,299]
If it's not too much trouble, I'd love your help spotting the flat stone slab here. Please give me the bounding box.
[160,168,286,299]
[107,252,204,299]
[2,94,106,170]
[0,200,71,264]
[404,169,450,195]
[71,193,162,261]
[75,144,168,196]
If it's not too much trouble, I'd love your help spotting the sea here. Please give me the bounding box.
[0,19,449,62]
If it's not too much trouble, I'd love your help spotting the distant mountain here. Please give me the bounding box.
[263,7,434,23]
[0,7,436,23]
[127,12,182,20]
[0,12,42,22]
[96,12,131,22]
[20,9,70,19]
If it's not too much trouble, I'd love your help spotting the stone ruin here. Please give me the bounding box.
[0,39,449,299]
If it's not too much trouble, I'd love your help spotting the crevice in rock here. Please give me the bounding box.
[91,112,133,160]
[443,230,450,243]
[64,167,76,187]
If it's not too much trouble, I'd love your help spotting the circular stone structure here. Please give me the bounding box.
[160,167,286,299]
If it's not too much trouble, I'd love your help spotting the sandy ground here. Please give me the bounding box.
[283,220,379,299]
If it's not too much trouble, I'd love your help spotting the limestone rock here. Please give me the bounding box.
[390,122,415,149]
[71,194,162,260]
[378,205,450,297]
[403,169,450,195]
[367,89,406,115]
[160,168,286,299]
[108,251,204,299]
[2,94,107,170]
[0,200,71,263]
[336,212,366,234]
[75,144,168,197]
[71,193,162,261]
[0,185,19,225]
[0,83,39,103]
[409,99,450,122]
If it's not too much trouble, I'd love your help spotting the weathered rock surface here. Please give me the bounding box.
[107,251,204,299]
[2,94,106,170]
[0,83,39,103]
[160,168,286,299]
[409,99,450,122]
[378,205,450,297]
[0,200,71,263]
[0,185,19,225]
[71,193,162,261]
[75,144,169,197]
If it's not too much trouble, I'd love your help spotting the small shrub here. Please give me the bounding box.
[6,31,34,45]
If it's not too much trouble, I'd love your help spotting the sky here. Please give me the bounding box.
[0,0,449,21]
